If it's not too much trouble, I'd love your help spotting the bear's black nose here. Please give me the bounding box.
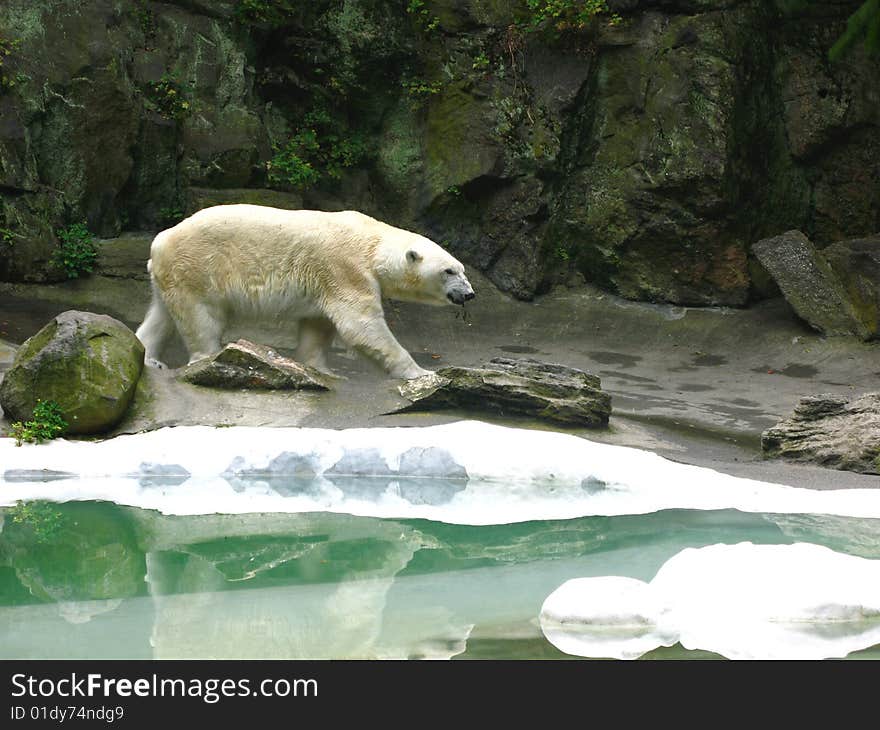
[465,291,475,301]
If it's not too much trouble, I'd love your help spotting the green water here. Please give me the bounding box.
[2,500,880,659]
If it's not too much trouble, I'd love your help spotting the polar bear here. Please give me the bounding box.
[135,204,475,379]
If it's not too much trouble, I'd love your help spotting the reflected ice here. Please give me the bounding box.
[2,503,880,659]
[541,542,880,660]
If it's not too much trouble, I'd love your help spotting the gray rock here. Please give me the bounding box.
[395,478,467,506]
[761,393,880,475]
[326,449,395,478]
[0,338,16,373]
[95,233,153,281]
[179,340,331,390]
[395,357,611,427]
[137,462,191,488]
[822,235,880,341]
[0,310,144,434]
[3,469,75,482]
[398,447,468,480]
[396,447,469,505]
[325,448,396,500]
[752,230,868,338]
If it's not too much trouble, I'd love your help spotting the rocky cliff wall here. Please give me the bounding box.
[0,0,877,305]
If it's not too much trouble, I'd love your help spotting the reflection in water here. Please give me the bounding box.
[1,501,880,659]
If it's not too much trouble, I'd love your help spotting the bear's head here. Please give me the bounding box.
[404,244,475,306]
[377,234,475,307]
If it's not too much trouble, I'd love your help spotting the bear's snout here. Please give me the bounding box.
[447,288,475,305]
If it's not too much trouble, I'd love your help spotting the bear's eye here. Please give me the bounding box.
[444,268,455,276]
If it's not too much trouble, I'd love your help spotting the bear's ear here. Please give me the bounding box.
[406,249,423,264]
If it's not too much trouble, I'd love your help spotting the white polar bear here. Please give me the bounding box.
[135,204,475,379]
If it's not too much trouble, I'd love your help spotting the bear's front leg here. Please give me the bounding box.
[326,304,430,379]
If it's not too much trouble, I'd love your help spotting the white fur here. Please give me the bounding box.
[135,205,474,379]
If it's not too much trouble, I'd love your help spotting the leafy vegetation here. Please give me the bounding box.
[51,223,97,279]
[158,206,185,227]
[0,36,20,92]
[472,51,491,70]
[147,73,191,120]
[524,0,621,34]
[400,74,442,104]
[780,0,880,59]
[5,500,64,542]
[267,107,369,190]
[828,0,880,59]
[235,0,298,27]
[8,400,67,447]
[134,0,157,46]
[406,0,440,34]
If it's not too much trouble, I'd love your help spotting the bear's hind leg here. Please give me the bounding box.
[296,317,336,372]
[136,288,176,368]
[164,294,226,364]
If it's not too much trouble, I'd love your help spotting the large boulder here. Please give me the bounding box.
[0,310,144,434]
[752,230,869,338]
[761,393,880,475]
[395,357,611,427]
[822,235,880,340]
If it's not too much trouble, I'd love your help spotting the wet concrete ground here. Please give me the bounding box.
[2,269,879,491]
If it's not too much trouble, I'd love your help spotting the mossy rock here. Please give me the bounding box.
[0,501,145,602]
[185,187,304,215]
[0,310,144,434]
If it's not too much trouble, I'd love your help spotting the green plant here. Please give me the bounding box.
[235,0,295,26]
[407,0,440,33]
[0,227,13,246]
[8,400,67,447]
[780,0,879,59]
[525,0,621,34]
[135,0,156,44]
[401,74,442,104]
[51,223,97,279]
[6,500,64,542]
[267,108,369,190]
[0,36,20,92]
[158,206,184,227]
[147,73,191,120]
[832,0,880,58]
[472,51,491,70]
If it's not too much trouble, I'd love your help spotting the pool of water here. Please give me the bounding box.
[2,500,880,660]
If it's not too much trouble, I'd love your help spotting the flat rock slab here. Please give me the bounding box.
[180,340,332,391]
[752,230,869,338]
[762,392,880,474]
[395,357,611,427]
[822,234,880,340]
